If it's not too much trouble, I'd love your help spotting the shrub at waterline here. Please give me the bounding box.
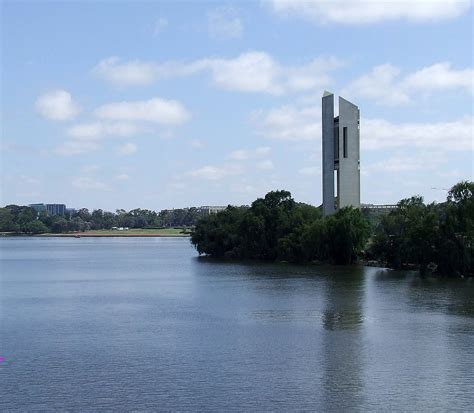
[368,181,473,277]
[191,190,370,265]
[191,182,473,277]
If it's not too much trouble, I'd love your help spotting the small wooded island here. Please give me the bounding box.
[191,181,473,278]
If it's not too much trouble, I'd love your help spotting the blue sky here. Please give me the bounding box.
[1,0,473,210]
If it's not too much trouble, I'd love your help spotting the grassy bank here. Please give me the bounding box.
[33,228,191,237]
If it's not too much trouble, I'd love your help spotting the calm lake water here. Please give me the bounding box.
[1,237,473,411]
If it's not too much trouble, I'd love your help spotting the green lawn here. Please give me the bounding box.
[38,228,191,237]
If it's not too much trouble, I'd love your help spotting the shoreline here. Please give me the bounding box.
[36,234,190,238]
[1,232,191,238]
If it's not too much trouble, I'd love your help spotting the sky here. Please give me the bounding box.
[1,0,473,211]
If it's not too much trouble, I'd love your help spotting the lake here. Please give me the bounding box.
[1,237,473,411]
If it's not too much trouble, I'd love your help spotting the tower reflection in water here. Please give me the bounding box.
[320,266,367,411]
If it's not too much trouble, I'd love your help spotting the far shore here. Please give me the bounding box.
[37,233,190,238]
[1,228,191,238]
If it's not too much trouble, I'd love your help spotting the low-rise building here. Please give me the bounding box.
[198,206,227,216]
[29,203,67,216]
[46,204,66,216]
[29,203,47,213]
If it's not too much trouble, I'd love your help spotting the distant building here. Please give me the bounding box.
[29,203,67,215]
[361,204,397,213]
[198,206,227,216]
[322,91,360,216]
[29,203,47,213]
[361,204,398,225]
[46,204,66,216]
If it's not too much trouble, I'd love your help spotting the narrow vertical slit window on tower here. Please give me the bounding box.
[343,127,348,158]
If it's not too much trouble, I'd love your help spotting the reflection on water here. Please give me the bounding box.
[374,267,474,317]
[1,238,473,411]
[321,267,365,331]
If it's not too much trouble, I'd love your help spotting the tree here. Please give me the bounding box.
[369,181,474,277]
[90,209,105,229]
[191,191,369,265]
[0,208,19,232]
[75,208,91,222]
[25,220,49,234]
[16,207,37,232]
[102,212,116,229]
[51,217,68,233]
[324,208,370,264]
[68,216,86,232]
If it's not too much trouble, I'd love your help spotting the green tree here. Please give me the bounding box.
[191,191,369,265]
[323,208,370,264]
[75,208,91,221]
[370,181,474,277]
[0,208,19,232]
[25,220,49,234]
[16,207,37,232]
[51,217,68,233]
[102,212,116,229]
[68,216,86,232]
[90,209,104,229]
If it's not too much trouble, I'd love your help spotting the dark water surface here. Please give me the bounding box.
[1,237,473,411]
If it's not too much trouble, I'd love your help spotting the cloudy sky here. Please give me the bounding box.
[1,0,473,210]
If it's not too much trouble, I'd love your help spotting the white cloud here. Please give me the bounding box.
[402,62,473,93]
[35,90,80,121]
[201,52,283,94]
[369,157,427,173]
[365,152,447,175]
[253,104,321,140]
[169,181,187,190]
[116,142,137,156]
[228,149,250,160]
[299,166,320,176]
[19,174,41,185]
[185,165,227,180]
[257,159,275,170]
[55,141,100,156]
[254,101,473,152]
[190,138,207,149]
[92,52,342,94]
[115,173,130,180]
[268,0,471,24]
[343,62,473,106]
[94,98,191,125]
[82,164,100,173]
[231,183,258,194]
[227,147,273,160]
[436,169,463,178]
[93,57,158,86]
[255,146,271,155]
[185,164,244,180]
[154,17,168,36]
[342,64,411,106]
[208,7,243,39]
[66,122,142,140]
[199,52,342,94]
[72,177,111,191]
[362,116,473,150]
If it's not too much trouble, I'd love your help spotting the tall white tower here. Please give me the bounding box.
[322,92,360,216]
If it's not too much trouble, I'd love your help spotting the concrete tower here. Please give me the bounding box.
[322,91,360,216]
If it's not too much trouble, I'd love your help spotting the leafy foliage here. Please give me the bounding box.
[369,181,473,277]
[191,190,369,265]
[0,204,205,234]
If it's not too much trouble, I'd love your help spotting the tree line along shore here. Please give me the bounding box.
[1,181,472,278]
[0,206,202,236]
[191,181,473,278]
